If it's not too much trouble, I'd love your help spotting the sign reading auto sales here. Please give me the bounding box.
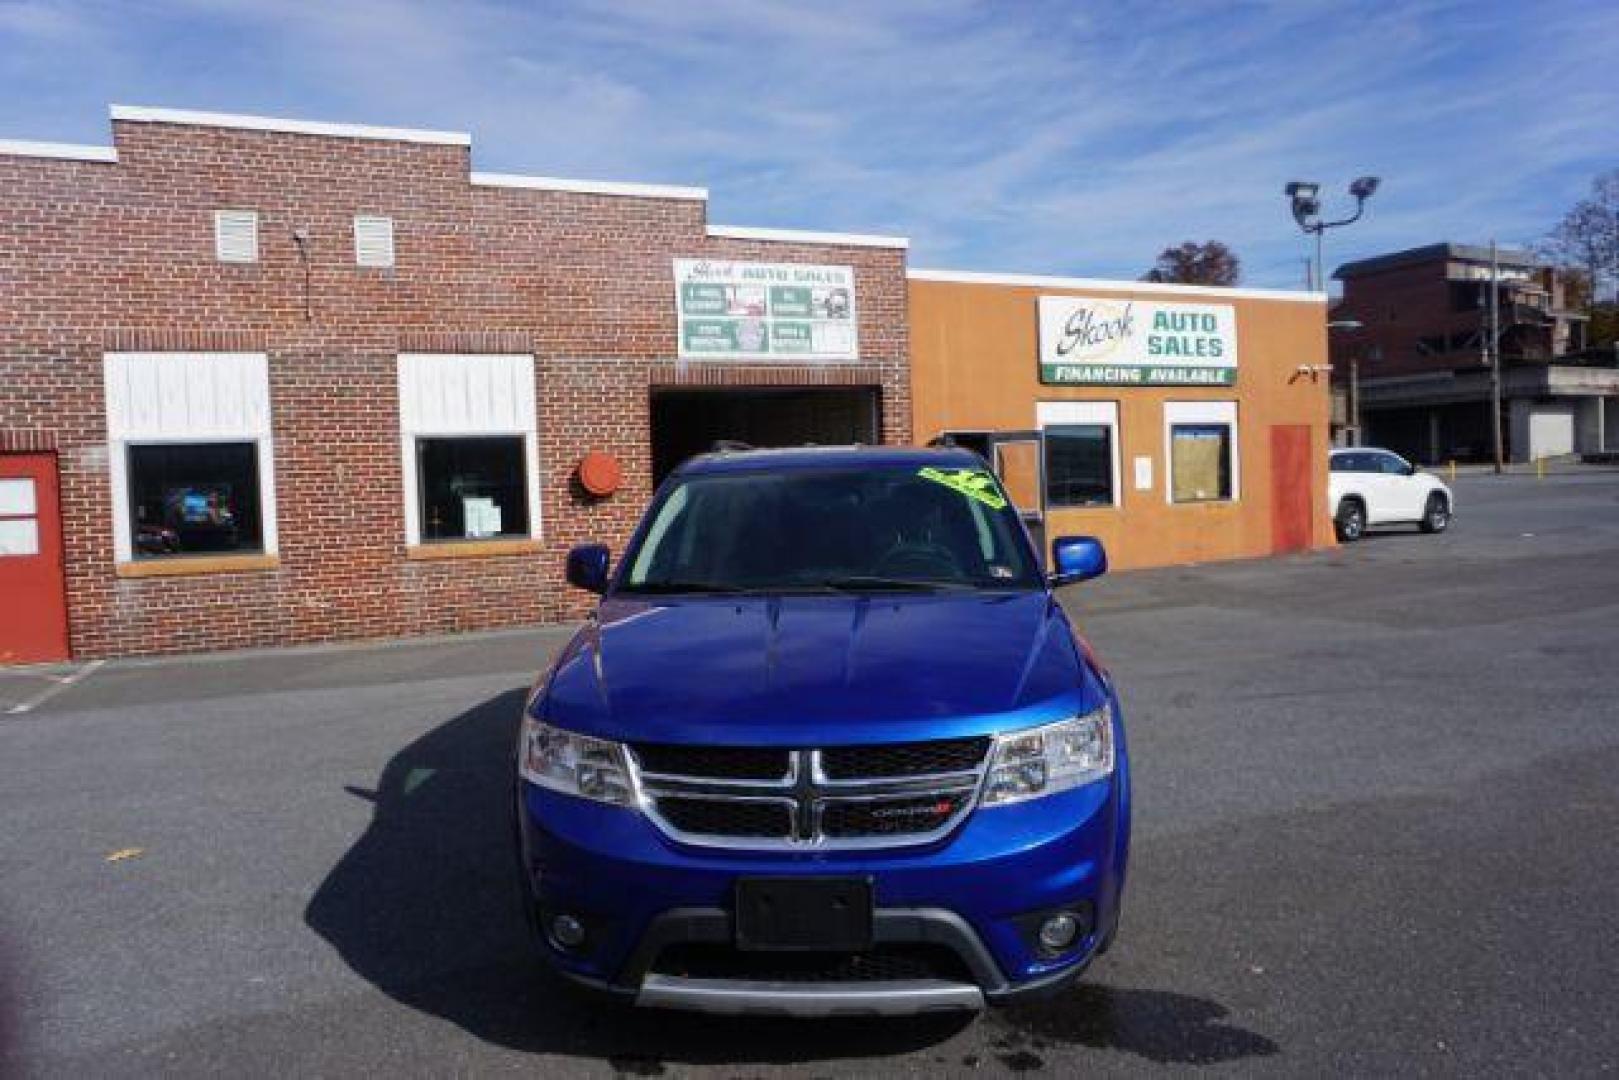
[1037,295,1237,385]
[675,259,858,361]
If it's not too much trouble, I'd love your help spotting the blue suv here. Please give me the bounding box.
[514,446,1130,1015]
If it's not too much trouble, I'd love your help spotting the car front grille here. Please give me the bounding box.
[820,737,991,780]
[655,797,794,838]
[628,738,991,851]
[821,791,975,838]
[632,743,791,781]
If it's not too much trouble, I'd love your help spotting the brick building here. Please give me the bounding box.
[1329,243,1615,463]
[0,106,909,662]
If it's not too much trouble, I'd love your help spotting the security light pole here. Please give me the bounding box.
[1286,177,1381,295]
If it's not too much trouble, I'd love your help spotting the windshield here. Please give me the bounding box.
[618,464,1042,593]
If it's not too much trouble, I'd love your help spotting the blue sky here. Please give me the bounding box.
[2,0,1615,287]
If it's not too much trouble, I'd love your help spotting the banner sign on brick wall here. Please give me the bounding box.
[674,259,858,361]
[1038,295,1238,385]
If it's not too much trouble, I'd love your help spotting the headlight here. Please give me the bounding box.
[980,706,1114,807]
[518,716,636,807]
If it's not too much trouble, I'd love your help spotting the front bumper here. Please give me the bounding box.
[514,746,1129,1013]
[554,906,1096,1016]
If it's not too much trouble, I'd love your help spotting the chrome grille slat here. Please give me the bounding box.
[628,739,993,851]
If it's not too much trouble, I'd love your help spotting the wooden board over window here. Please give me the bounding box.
[1171,426,1230,503]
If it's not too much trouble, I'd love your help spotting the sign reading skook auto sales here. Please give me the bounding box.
[1037,295,1238,386]
[675,259,858,361]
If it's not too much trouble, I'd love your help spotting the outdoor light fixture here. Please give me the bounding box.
[1349,176,1380,201]
[1285,176,1381,291]
[1285,181,1322,229]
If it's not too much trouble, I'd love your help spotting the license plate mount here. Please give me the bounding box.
[734,876,874,952]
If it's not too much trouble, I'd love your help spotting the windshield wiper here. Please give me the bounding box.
[815,576,973,592]
[618,580,748,595]
[621,578,982,596]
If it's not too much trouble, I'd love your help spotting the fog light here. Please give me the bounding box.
[550,914,586,949]
[1038,913,1080,952]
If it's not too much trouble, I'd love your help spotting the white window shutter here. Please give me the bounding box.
[214,210,259,263]
[354,215,395,268]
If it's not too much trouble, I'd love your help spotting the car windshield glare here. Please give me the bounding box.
[618,464,1042,593]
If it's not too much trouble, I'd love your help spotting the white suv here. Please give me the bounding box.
[1328,448,1453,542]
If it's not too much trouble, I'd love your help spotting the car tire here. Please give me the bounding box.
[1334,499,1366,542]
[1420,493,1450,534]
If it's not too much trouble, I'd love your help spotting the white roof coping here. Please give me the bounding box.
[909,267,1327,303]
[108,105,472,146]
[0,138,118,163]
[708,224,909,250]
[470,170,707,201]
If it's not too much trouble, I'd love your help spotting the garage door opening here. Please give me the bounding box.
[650,387,880,485]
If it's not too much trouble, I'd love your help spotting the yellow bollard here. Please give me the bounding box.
[1448,460,1456,483]
[1537,456,1545,480]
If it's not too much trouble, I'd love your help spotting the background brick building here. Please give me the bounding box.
[1329,243,1616,463]
[0,106,910,661]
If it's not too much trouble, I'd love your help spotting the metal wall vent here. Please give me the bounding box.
[213,209,259,263]
[353,215,395,268]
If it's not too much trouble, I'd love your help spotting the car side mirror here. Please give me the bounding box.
[1049,536,1107,586]
[1403,462,1417,476]
[565,543,611,594]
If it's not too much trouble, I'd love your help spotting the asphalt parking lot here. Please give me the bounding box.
[3,469,1617,1076]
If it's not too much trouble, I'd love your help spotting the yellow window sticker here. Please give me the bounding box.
[917,466,1008,510]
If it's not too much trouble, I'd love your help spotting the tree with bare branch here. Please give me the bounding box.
[1541,169,1619,304]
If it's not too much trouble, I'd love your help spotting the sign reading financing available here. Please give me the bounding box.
[1038,295,1237,386]
[675,259,857,361]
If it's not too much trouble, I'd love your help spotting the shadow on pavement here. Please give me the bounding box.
[304,689,970,1069]
[306,689,1276,1071]
[989,984,1280,1068]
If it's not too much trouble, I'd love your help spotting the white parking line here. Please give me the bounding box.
[5,660,107,715]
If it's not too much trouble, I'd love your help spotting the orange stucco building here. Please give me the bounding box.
[908,270,1335,570]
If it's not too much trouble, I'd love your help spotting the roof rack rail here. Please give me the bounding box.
[708,439,756,454]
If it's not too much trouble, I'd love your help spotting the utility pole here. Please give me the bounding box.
[1350,354,1360,446]
[1488,239,1504,474]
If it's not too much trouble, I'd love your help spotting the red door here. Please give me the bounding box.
[1269,426,1314,555]
[0,454,70,664]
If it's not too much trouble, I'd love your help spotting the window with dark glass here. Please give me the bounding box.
[1043,424,1114,507]
[1376,452,1411,475]
[1170,424,1233,503]
[1332,451,1376,473]
[128,442,263,557]
[416,436,529,542]
[621,465,1040,592]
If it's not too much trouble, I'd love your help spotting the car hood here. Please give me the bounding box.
[540,591,1104,745]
